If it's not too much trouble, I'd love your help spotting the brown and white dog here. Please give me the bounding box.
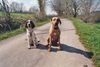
[47,17,62,52]
[25,20,39,49]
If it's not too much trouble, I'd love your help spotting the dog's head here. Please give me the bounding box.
[25,20,35,29]
[51,17,61,29]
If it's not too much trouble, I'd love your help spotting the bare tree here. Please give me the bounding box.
[38,0,46,19]
[63,0,81,17]
[50,0,65,16]
[50,0,79,17]
[79,0,100,22]
[64,0,100,20]
[10,2,24,13]
[71,0,79,17]
[19,3,24,12]
[0,0,12,31]
[10,2,17,12]
[29,6,39,13]
[0,5,2,11]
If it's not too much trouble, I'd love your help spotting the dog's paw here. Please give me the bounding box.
[25,38,27,41]
[32,44,37,49]
[48,47,51,52]
[45,44,49,48]
[28,47,31,49]
[38,41,40,42]
[28,48,31,49]
[57,48,62,51]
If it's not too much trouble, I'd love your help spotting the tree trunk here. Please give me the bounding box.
[38,0,46,19]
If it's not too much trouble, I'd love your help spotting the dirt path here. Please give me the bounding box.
[0,19,94,67]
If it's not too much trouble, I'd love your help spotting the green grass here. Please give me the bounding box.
[0,12,34,23]
[0,12,3,16]
[11,13,35,23]
[71,18,100,67]
[0,28,25,40]
[36,18,49,26]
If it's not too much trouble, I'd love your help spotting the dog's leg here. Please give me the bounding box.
[48,36,52,52]
[32,32,40,48]
[57,36,62,51]
[32,33,37,48]
[33,41,36,48]
[34,35,40,47]
[46,38,49,48]
[27,37,31,49]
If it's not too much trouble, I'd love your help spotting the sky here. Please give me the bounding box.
[8,0,39,11]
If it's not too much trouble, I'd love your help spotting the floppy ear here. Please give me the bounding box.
[25,21,28,28]
[30,21,35,28]
[51,18,52,21]
[58,18,61,25]
[50,18,53,24]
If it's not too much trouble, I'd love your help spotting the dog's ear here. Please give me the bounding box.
[50,18,53,24]
[51,18,52,21]
[25,21,28,28]
[30,21,35,28]
[58,18,61,25]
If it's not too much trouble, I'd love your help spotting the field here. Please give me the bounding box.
[71,18,100,67]
[0,12,49,41]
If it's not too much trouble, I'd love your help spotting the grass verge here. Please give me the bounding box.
[0,28,25,41]
[0,18,49,41]
[71,18,100,67]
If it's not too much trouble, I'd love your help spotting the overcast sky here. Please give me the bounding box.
[7,0,38,10]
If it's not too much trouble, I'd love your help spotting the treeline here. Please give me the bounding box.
[50,0,100,22]
[0,0,100,33]
[34,0,100,23]
[0,1,38,13]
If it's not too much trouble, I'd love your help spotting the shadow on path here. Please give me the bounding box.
[61,44,93,59]
[36,43,93,59]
